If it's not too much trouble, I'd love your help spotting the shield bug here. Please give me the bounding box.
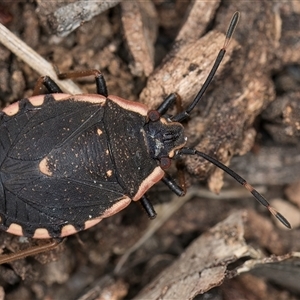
[0,12,290,263]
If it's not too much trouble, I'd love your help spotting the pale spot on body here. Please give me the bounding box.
[39,157,52,176]
[97,128,103,135]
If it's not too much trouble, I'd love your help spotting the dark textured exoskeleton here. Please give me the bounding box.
[0,93,178,238]
[0,12,290,260]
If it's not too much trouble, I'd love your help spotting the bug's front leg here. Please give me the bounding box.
[148,93,182,121]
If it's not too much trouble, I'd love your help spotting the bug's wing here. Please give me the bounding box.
[2,96,105,160]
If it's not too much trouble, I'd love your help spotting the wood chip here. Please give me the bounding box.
[134,211,251,300]
[36,0,121,37]
[121,1,158,77]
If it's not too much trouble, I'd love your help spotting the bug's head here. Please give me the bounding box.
[144,116,186,169]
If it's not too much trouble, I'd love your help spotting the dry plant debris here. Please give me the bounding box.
[134,211,250,300]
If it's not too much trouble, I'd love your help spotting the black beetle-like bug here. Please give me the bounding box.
[0,12,290,261]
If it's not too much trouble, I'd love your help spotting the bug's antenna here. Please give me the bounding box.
[178,148,291,229]
[172,12,240,123]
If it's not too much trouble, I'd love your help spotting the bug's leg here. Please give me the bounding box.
[32,76,63,95]
[156,93,182,116]
[58,69,108,97]
[148,93,182,121]
[161,173,185,196]
[0,238,63,265]
[139,195,157,219]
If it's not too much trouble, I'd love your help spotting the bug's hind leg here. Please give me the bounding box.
[0,238,63,264]
[32,76,63,95]
[57,69,108,97]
